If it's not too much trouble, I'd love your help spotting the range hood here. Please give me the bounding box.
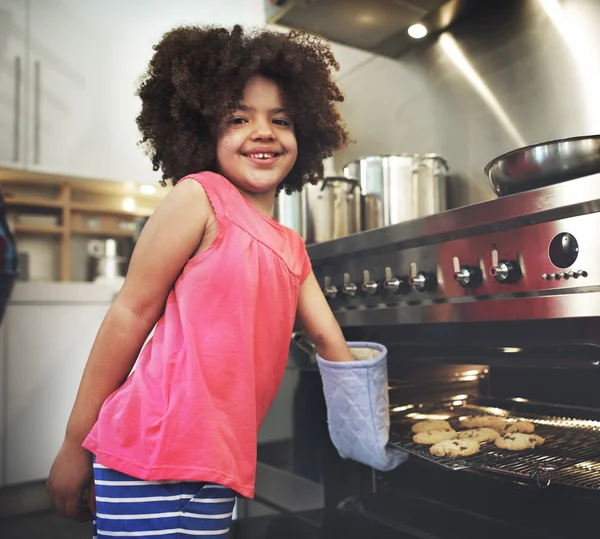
[265,0,476,58]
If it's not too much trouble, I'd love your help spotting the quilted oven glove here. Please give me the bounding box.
[316,342,408,471]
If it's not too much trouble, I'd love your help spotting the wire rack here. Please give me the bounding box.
[388,401,600,490]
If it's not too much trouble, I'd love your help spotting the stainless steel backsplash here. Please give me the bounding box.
[331,0,600,208]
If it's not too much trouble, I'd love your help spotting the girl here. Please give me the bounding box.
[47,25,404,538]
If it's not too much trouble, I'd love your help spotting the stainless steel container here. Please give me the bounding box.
[273,190,304,236]
[274,177,362,244]
[343,154,448,230]
[302,177,362,244]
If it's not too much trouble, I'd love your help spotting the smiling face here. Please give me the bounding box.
[215,76,298,207]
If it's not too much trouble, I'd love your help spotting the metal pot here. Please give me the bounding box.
[302,176,362,244]
[273,189,304,236]
[343,154,448,230]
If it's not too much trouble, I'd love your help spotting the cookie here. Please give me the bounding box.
[430,438,480,457]
[411,420,452,434]
[413,428,457,445]
[457,427,500,443]
[504,420,535,434]
[495,432,545,451]
[460,415,506,432]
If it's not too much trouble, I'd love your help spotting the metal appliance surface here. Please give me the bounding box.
[302,177,362,244]
[485,135,600,197]
[86,238,126,283]
[308,172,600,326]
[264,0,477,59]
[273,189,304,236]
[302,171,600,538]
[343,154,448,231]
[332,0,600,210]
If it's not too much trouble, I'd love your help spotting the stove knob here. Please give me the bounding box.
[452,256,483,288]
[323,276,338,299]
[409,262,437,292]
[490,249,521,283]
[383,267,410,294]
[362,270,379,296]
[341,273,358,297]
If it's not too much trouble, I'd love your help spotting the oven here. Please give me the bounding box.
[302,173,600,539]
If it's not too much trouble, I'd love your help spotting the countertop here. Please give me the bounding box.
[9,282,119,304]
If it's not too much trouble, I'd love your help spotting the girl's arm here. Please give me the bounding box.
[295,271,354,362]
[47,178,213,520]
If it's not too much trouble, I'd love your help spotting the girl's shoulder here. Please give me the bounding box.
[179,171,235,217]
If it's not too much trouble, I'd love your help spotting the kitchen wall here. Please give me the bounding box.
[328,0,600,208]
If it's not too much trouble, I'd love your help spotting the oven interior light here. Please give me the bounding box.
[450,394,469,401]
[501,347,522,353]
[452,400,464,406]
[408,23,427,39]
[513,397,529,403]
[405,413,452,420]
[392,405,414,413]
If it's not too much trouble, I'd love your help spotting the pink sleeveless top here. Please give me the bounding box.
[83,172,311,498]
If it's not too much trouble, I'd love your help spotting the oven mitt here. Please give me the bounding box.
[316,342,408,471]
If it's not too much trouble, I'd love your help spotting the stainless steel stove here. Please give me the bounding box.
[308,173,600,326]
[300,173,600,539]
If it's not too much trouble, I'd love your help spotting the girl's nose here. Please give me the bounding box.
[251,120,275,141]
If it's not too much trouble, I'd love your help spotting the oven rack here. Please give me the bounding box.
[388,402,600,490]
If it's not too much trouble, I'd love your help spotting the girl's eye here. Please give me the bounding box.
[273,118,292,127]
[230,117,247,125]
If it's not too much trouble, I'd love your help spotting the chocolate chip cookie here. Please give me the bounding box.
[504,420,535,434]
[411,420,451,434]
[460,415,507,433]
[430,438,480,457]
[457,427,500,443]
[413,428,457,445]
[495,432,545,451]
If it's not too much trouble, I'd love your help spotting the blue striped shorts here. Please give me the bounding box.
[92,460,237,538]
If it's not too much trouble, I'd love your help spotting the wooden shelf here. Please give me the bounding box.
[0,169,164,281]
[6,197,64,209]
[14,224,65,235]
[71,227,135,237]
[70,202,152,217]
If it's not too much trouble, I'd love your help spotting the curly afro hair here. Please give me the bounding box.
[136,24,350,193]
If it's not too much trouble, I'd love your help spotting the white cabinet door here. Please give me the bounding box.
[0,0,27,168]
[5,303,109,485]
[25,0,112,180]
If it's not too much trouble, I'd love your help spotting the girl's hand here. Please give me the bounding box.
[46,439,94,522]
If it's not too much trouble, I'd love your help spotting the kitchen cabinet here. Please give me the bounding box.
[0,0,112,180]
[3,284,112,485]
[0,170,166,281]
[0,0,27,168]
[1,0,266,184]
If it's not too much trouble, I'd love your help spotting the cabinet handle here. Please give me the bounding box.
[34,61,41,165]
[13,56,21,162]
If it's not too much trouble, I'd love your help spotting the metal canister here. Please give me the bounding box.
[343,154,448,230]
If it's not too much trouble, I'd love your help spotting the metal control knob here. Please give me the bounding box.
[490,249,521,284]
[383,267,409,294]
[452,257,482,288]
[409,262,436,292]
[323,276,338,299]
[362,270,379,295]
[341,273,358,297]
